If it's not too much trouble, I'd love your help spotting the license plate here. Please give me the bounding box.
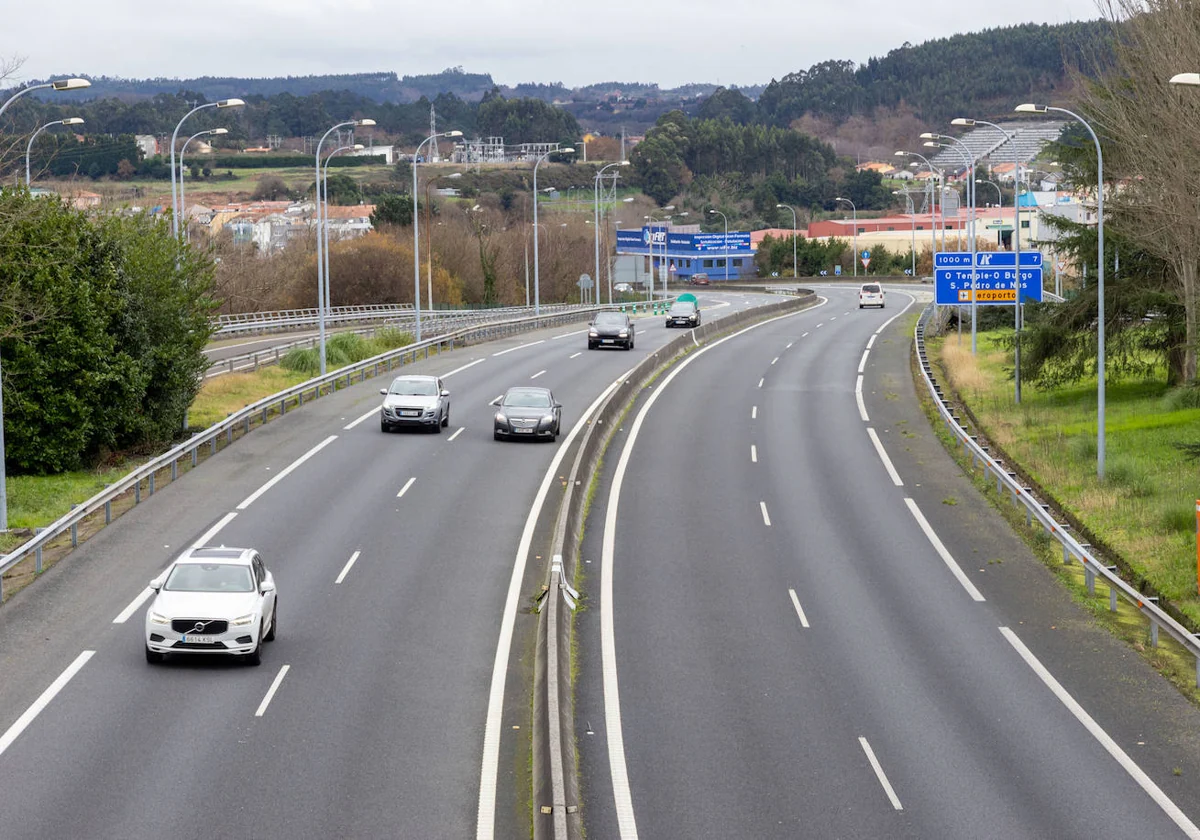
[602,339,614,344]
[514,428,533,434]
[182,634,214,644]
[401,410,420,416]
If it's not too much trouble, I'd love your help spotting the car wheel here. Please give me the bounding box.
[245,635,263,667]
[380,421,389,432]
[588,342,596,350]
[442,408,450,427]
[264,604,277,642]
[858,304,864,309]
[145,646,164,664]
[494,430,503,441]
[432,419,443,434]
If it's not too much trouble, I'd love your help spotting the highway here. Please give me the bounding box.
[575,285,1200,839]
[0,292,775,839]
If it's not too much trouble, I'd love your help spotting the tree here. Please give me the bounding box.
[116,159,136,180]
[251,175,291,201]
[370,194,414,228]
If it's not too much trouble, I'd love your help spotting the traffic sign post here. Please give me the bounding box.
[861,249,871,272]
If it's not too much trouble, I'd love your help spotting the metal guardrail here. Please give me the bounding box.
[914,303,1200,685]
[0,305,612,602]
[212,302,582,336]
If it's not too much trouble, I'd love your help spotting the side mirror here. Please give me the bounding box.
[149,576,164,592]
[554,402,563,409]
[490,397,501,407]
[441,390,450,397]
[260,580,276,594]
[379,389,388,396]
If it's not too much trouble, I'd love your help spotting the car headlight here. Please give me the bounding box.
[541,414,555,424]
[232,613,255,626]
[424,409,436,416]
[589,330,598,337]
[495,412,507,423]
[149,611,169,625]
[618,330,628,337]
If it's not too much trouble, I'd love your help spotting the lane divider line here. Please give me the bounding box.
[0,650,94,758]
[396,477,416,499]
[855,375,869,423]
[999,626,1200,839]
[254,664,290,717]
[569,352,583,359]
[492,339,545,357]
[530,370,546,380]
[444,358,487,377]
[751,406,758,420]
[786,342,794,349]
[751,445,758,463]
[866,428,903,486]
[760,501,772,527]
[344,406,379,430]
[551,329,588,340]
[802,332,810,338]
[237,435,337,510]
[904,498,986,602]
[866,334,877,350]
[448,427,465,442]
[857,350,870,374]
[335,551,361,585]
[758,378,765,389]
[859,736,903,810]
[788,589,810,628]
[771,357,779,365]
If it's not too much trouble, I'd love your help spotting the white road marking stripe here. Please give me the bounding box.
[904,498,986,602]
[817,323,824,328]
[751,406,757,419]
[254,664,290,717]
[786,342,793,349]
[444,358,486,377]
[448,427,465,441]
[866,427,903,486]
[598,308,806,840]
[758,378,764,389]
[751,445,758,463]
[830,316,837,321]
[771,357,779,365]
[859,737,903,810]
[237,436,337,510]
[0,651,94,758]
[866,334,877,350]
[569,352,583,359]
[802,332,810,337]
[874,294,916,336]
[530,370,546,380]
[858,350,870,374]
[396,477,416,498]
[492,339,545,357]
[760,501,771,526]
[788,589,810,628]
[344,406,379,430]
[855,375,868,422]
[335,551,361,585]
[999,627,1200,839]
[551,328,588,340]
[478,366,634,840]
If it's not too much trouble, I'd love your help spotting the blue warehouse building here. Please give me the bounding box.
[615,224,755,283]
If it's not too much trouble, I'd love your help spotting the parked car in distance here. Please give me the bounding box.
[379,374,450,432]
[689,273,710,286]
[492,386,562,441]
[859,283,885,309]
[588,311,635,350]
[614,282,633,293]
[666,299,701,328]
[144,547,277,666]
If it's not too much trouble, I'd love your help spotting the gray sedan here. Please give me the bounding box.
[492,386,562,441]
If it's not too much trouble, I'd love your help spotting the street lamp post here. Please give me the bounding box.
[322,142,365,313]
[178,127,228,238]
[776,203,798,279]
[645,211,674,300]
[925,134,979,353]
[0,77,90,531]
[896,151,943,259]
[315,119,375,376]
[1015,103,1106,477]
[892,190,917,277]
[532,146,576,315]
[833,198,857,276]
[25,117,84,186]
[425,172,462,311]
[594,161,629,304]
[412,129,463,340]
[171,98,245,239]
[707,208,729,282]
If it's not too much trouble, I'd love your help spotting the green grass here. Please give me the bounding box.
[936,330,1200,626]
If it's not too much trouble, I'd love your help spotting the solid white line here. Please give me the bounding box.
[530,370,546,380]
[760,501,771,526]
[859,737,903,810]
[866,427,903,487]
[758,378,764,389]
[866,334,877,350]
[788,588,810,628]
[0,651,94,758]
[551,328,588,340]
[873,294,916,336]
[344,405,380,430]
[771,357,779,365]
[194,511,238,548]
[492,339,545,357]
[857,350,870,374]
[396,476,416,498]
[999,627,1200,839]
[855,375,869,422]
[904,498,986,602]
[334,551,361,585]
[254,664,290,717]
[598,307,806,840]
[448,426,465,442]
[237,435,337,510]
[569,352,583,359]
[443,357,486,377]
[477,366,634,840]
[751,445,758,463]
[751,405,757,419]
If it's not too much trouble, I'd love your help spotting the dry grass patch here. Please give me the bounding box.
[189,368,310,429]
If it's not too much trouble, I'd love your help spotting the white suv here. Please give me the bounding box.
[858,283,885,309]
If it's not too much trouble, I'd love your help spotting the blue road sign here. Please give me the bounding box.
[834,265,842,276]
[935,267,1043,305]
[935,251,1042,268]
[861,250,871,260]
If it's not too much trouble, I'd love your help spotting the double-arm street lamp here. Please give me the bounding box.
[25,117,84,186]
[594,160,630,303]
[321,142,365,312]
[645,209,674,299]
[892,190,918,277]
[924,133,980,352]
[896,150,943,259]
[707,208,730,282]
[171,99,244,239]
[532,146,576,315]
[1015,102,1106,477]
[775,203,799,279]
[425,172,462,311]
[178,127,227,237]
[833,198,857,276]
[0,77,90,531]
[412,129,463,340]
[315,118,375,375]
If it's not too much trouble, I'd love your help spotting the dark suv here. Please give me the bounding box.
[588,311,635,350]
[666,300,701,328]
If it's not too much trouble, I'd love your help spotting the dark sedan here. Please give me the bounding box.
[666,300,701,328]
[492,387,562,441]
[588,311,635,350]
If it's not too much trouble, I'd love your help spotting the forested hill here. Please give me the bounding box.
[756,21,1113,126]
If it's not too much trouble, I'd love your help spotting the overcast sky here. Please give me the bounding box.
[7,0,1102,90]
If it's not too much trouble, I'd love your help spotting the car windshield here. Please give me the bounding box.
[594,313,625,326]
[165,563,254,593]
[504,390,552,408]
[670,302,695,313]
[389,379,438,396]
[862,285,881,294]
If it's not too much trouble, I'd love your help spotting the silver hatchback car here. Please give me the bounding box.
[380,374,450,432]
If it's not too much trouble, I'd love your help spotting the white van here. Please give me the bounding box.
[858,283,885,309]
